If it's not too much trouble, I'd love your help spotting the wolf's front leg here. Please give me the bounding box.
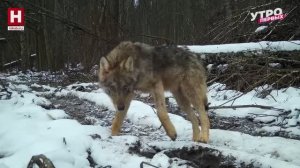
[111,95,133,136]
[152,80,177,141]
[111,111,128,135]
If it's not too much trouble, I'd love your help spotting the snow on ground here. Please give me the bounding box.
[68,83,300,167]
[1,74,300,168]
[206,83,300,137]
[186,40,300,53]
[208,83,300,117]
[0,83,150,168]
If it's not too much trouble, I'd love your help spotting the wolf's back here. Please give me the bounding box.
[135,44,205,74]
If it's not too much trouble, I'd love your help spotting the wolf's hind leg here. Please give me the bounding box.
[152,80,177,141]
[182,81,210,143]
[172,89,201,142]
[192,86,210,143]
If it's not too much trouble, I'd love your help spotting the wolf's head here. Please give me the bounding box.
[99,41,139,111]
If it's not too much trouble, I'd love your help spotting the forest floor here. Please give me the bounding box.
[1,70,300,168]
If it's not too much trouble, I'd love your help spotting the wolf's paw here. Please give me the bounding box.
[111,131,120,136]
[168,132,177,141]
[192,133,201,142]
[198,132,209,143]
[166,127,177,141]
[111,132,120,136]
[111,127,121,136]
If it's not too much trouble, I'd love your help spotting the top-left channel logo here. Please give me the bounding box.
[7,8,25,31]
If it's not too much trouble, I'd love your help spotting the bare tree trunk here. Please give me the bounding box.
[41,0,52,70]
[20,33,27,70]
[112,0,120,40]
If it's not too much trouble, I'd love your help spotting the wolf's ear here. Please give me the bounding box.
[99,57,110,81]
[120,57,134,72]
[125,56,134,71]
[119,41,133,49]
[100,57,110,71]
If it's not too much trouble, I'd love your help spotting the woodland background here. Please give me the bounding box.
[0,0,299,71]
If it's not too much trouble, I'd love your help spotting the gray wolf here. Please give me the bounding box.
[99,41,210,143]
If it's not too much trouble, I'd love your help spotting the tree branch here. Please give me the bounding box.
[209,104,288,112]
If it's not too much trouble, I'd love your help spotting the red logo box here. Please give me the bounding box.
[7,8,25,31]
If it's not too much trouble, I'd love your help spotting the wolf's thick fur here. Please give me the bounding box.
[99,41,210,143]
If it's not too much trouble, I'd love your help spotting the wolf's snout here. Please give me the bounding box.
[117,105,125,111]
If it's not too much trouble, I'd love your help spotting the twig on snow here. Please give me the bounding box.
[209,104,288,113]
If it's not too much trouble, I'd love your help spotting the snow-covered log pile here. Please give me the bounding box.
[186,41,300,91]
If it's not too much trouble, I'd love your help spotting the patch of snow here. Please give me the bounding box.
[76,63,84,70]
[186,41,300,53]
[9,83,31,91]
[269,62,281,68]
[257,126,282,134]
[200,54,206,59]
[90,135,150,167]
[6,75,21,82]
[217,64,228,72]
[207,64,214,72]
[47,109,69,120]
[0,90,104,167]
[253,115,276,123]
[164,91,173,98]
[208,83,300,119]
[30,83,41,88]
[90,65,99,76]
[211,129,300,166]
[287,118,297,127]
[133,0,139,8]
[220,147,300,168]
[139,93,150,98]
[150,152,171,167]
[286,127,300,136]
[255,26,268,33]
[66,82,97,90]
[56,88,115,111]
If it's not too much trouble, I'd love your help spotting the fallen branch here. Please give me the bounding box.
[209,104,288,112]
[27,154,55,168]
[3,59,22,69]
[140,161,159,168]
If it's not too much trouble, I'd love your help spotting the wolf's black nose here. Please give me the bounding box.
[117,105,125,111]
